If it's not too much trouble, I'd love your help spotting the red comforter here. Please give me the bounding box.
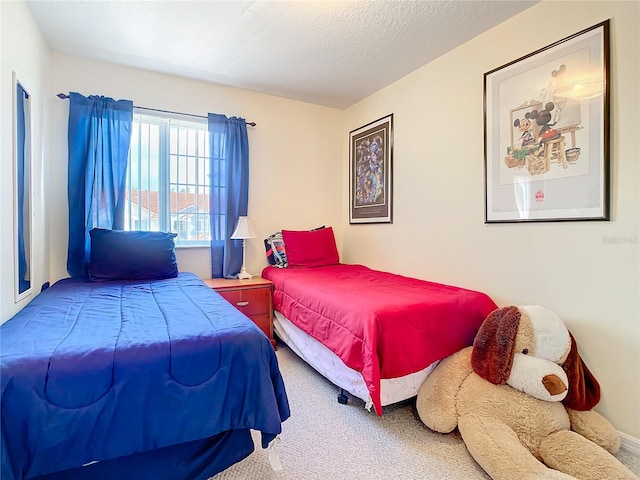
[262,264,497,415]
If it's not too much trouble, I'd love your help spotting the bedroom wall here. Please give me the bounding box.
[341,1,639,439]
[0,1,50,323]
[47,53,343,282]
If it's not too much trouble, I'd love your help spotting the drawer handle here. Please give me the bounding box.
[236,301,249,307]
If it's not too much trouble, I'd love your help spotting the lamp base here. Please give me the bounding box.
[237,240,253,280]
[237,271,253,280]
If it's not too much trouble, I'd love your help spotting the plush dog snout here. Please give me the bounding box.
[542,374,567,396]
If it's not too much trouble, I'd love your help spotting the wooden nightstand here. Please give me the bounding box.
[204,277,276,349]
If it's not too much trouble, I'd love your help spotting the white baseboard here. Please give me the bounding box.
[619,431,640,456]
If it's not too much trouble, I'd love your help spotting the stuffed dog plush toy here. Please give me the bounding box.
[416,305,637,480]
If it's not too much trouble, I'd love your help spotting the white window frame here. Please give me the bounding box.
[124,109,218,247]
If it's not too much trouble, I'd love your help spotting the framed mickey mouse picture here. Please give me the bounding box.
[483,20,610,223]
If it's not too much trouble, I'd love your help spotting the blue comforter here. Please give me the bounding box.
[1,273,290,480]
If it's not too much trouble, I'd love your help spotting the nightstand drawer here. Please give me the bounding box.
[203,277,276,349]
[249,314,272,338]
[217,287,270,317]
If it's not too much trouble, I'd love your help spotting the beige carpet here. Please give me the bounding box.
[212,341,640,479]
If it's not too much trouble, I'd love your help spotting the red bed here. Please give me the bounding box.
[262,263,497,415]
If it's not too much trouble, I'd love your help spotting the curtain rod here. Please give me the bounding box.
[56,93,256,127]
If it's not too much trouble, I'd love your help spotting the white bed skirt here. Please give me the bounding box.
[274,311,439,409]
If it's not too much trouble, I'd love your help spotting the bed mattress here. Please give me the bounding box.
[1,272,289,480]
[263,264,497,415]
[274,311,438,409]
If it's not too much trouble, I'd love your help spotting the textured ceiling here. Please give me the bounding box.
[26,0,538,109]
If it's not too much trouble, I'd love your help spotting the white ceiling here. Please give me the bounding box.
[26,0,538,109]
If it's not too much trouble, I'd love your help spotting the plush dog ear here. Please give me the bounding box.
[471,306,520,384]
[562,333,601,411]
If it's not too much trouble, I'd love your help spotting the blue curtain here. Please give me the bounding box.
[67,92,133,278]
[16,83,30,293]
[208,114,249,278]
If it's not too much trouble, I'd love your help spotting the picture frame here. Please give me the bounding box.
[484,21,609,223]
[349,114,393,224]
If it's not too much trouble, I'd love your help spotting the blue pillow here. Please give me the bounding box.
[89,229,178,281]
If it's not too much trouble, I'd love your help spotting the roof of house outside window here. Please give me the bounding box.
[127,190,210,215]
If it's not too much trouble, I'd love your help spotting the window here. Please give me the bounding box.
[124,110,226,246]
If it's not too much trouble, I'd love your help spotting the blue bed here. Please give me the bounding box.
[1,272,290,480]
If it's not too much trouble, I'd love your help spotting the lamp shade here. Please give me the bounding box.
[230,216,256,240]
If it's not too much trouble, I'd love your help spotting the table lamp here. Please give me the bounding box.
[230,216,256,279]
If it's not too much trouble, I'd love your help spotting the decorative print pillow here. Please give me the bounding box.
[264,231,288,268]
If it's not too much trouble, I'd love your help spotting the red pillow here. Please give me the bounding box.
[282,227,340,267]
